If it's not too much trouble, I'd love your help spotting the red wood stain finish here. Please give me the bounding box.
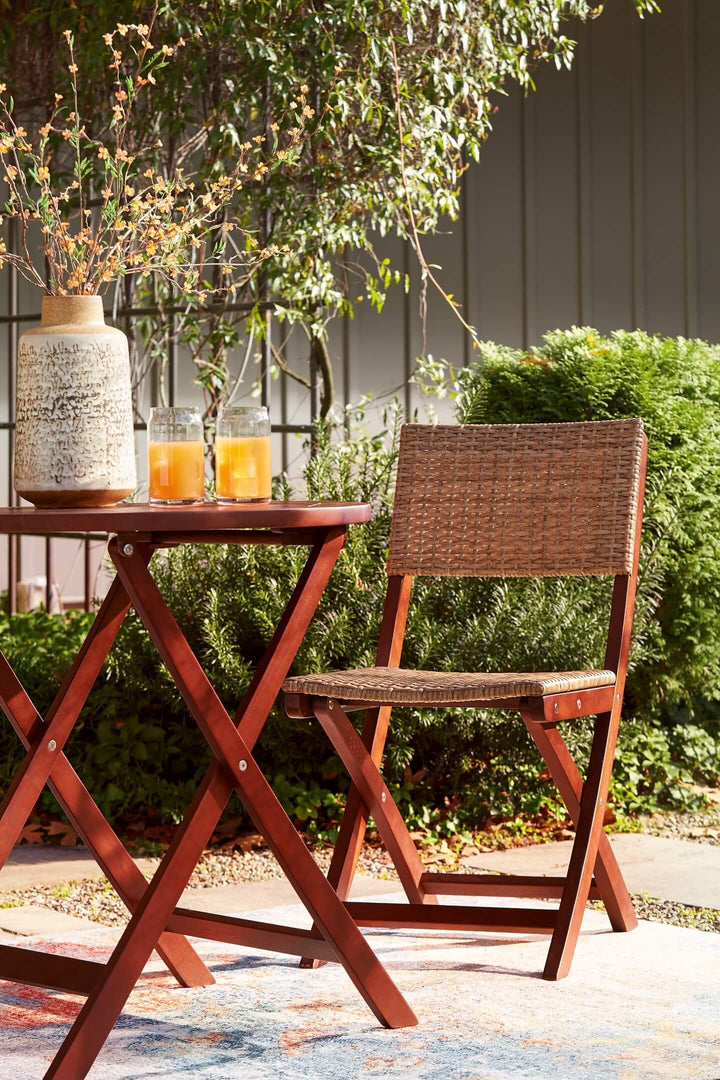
[0,500,371,534]
[287,425,648,984]
[0,501,416,1080]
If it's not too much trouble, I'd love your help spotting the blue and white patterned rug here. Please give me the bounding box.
[0,895,718,1079]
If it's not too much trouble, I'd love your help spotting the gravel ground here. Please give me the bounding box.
[2,795,718,934]
[0,845,397,928]
[1,838,718,936]
[593,793,720,931]
[607,895,720,934]
[633,803,720,846]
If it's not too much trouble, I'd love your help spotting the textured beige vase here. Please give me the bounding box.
[14,295,137,508]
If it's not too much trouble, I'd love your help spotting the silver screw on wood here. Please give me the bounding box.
[122,543,134,557]
[554,702,559,713]
[48,740,56,751]
[238,760,248,772]
[328,700,334,710]
[576,699,582,709]
[381,792,387,802]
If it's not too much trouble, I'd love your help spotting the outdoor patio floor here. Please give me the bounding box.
[0,837,717,1078]
[0,892,716,1079]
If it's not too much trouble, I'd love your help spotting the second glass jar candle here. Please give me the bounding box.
[215,405,271,503]
[148,406,205,505]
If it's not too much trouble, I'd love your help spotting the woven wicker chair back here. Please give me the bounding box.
[387,419,645,578]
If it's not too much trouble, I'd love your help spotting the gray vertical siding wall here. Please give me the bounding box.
[353,0,719,383]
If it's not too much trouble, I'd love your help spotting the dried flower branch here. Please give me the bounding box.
[0,11,308,297]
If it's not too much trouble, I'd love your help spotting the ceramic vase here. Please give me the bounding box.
[14,295,137,508]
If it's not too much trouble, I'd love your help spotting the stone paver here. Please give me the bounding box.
[463,832,720,909]
[178,873,397,916]
[0,904,99,936]
[3,831,717,924]
[0,845,157,891]
[0,855,396,935]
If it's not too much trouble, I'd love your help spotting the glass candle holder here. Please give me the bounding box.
[148,406,205,505]
[215,405,271,503]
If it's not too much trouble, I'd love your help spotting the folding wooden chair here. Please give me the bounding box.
[284,419,647,980]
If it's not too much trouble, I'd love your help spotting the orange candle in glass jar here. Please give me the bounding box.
[215,405,272,503]
[215,435,271,502]
[148,439,204,503]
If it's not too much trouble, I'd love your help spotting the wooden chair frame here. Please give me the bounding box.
[287,428,647,980]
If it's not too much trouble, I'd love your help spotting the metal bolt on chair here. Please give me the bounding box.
[284,419,647,980]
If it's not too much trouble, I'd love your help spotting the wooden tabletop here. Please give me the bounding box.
[0,501,372,535]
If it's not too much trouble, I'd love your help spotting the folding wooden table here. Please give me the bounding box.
[0,502,417,1079]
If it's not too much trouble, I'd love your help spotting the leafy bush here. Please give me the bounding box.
[454,328,720,715]
[0,607,206,821]
[2,334,720,835]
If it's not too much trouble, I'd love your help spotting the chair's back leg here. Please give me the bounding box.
[540,435,646,974]
[321,707,388,899]
[536,435,646,964]
[522,710,636,932]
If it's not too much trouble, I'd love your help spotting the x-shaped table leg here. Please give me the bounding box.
[44,530,415,1079]
[0,564,211,989]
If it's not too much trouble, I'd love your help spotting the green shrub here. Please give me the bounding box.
[0,607,207,821]
[2,333,719,834]
[455,327,720,715]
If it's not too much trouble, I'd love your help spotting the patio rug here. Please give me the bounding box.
[0,895,718,1080]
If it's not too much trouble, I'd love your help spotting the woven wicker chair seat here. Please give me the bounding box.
[282,666,617,704]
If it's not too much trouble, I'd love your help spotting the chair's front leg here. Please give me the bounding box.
[313,698,434,905]
[298,575,423,967]
[314,574,415,904]
[542,708,622,981]
[306,705,403,910]
[321,779,375,902]
[297,772,371,970]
